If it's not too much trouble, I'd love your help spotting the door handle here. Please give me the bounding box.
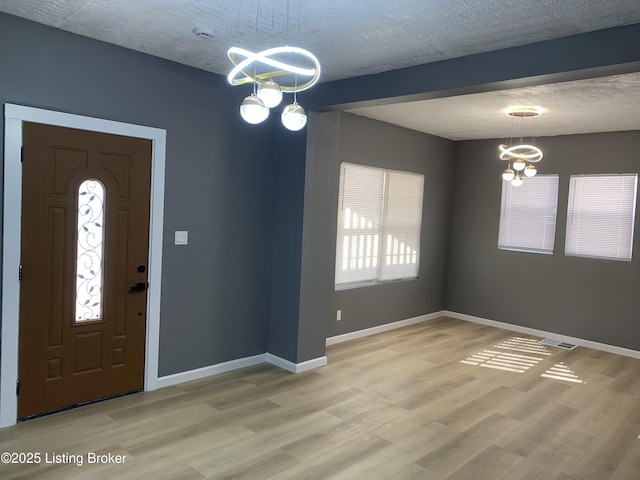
[129,282,148,293]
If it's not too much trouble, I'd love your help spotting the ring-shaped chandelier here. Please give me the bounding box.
[227,46,321,131]
[499,144,543,163]
[499,106,544,186]
[227,46,321,92]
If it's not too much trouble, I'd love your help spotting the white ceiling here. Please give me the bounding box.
[347,73,640,140]
[1,1,640,139]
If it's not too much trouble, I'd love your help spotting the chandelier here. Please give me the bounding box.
[500,106,544,186]
[227,45,321,131]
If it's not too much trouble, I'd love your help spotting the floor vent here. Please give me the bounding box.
[540,339,578,350]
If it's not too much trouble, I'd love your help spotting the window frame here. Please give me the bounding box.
[564,173,638,262]
[498,174,560,255]
[335,162,424,290]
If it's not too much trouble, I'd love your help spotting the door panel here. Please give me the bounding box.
[18,122,152,418]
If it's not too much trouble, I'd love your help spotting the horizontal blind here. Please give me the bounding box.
[335,163,385,285]
[498,175,559,254]
[335,163,424,287]
[380,170,424,280]
[565,174,638,261]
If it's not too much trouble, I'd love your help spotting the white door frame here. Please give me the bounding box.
[1,104,166,427]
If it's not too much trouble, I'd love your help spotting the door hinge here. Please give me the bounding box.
[19,264,23,281]
[21,146,24,163]
[16,380,19,396]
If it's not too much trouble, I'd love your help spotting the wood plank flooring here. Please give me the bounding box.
[1,316,639,479]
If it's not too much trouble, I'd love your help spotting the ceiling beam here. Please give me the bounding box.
[305,23,640,110]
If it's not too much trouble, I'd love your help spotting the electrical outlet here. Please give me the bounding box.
[336,310,342,321]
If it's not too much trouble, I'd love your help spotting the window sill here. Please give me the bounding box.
[335,277,418,291]
[498,246,554,255]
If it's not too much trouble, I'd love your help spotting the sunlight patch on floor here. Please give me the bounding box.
[460,336,584,384]
[494,336,552,356]
[460,349,543,373]
[541,362,585,384]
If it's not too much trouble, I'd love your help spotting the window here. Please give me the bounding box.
[75,179,106,321]
[335,163,424,288]
[498,174,559,254]
[565,174,638,261]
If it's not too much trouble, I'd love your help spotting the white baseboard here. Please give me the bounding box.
[266,353,328,373]
[156,309,639,390]
[156,354,267,389]
[443,310,640,360]
[156,351,329,389]
[326,310,445,346]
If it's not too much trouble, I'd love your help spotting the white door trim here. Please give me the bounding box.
[1,104,166,427]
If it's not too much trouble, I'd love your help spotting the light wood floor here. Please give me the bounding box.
[1,316,639,479]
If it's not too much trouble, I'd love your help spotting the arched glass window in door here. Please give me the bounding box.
[75,179,105,322]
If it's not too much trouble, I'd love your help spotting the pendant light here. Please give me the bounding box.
[257,79,283,108]
[511,174,524,187]
[225,2,320,132]
[240,93,269,124]
[228,46,320,131]
[281,103,306,131]
[502,168,515,182]
[524,164,537,177]
[499,106,544,186]
[281,87,307,131]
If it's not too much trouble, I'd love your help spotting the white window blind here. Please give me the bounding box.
[498,175,559,254]
[335,163,424,287]
[565,174,638,261]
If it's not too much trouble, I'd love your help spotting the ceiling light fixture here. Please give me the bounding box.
[500,106,544,186]
[227,46,321,131]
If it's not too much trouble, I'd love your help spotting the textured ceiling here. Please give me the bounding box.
[347,73,640,140]
[1,0,640,82]
[1,1,640,139]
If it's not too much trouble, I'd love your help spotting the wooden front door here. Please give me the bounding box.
[18,122,152,418]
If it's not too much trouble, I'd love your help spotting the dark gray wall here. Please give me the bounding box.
[296,111,342,361]
[267,127,307,361]
[4,11,640,382]
[447,131,640,350]
[300,112,454,340]
[0,13,276,376]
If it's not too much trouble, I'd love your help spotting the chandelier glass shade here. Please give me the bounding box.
[239,94,270,124]
[511,174,524,187]
[512,157,527,171]
[502,168,515,182]
[524,164,537,177]
[500,106,544,186]
[257,79,284,108]
[227,46,320,131]
[281,102,307,131]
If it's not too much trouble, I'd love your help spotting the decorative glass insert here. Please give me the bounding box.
[75,179,105,322]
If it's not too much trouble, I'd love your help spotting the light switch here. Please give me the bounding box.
[174,231,188,245]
